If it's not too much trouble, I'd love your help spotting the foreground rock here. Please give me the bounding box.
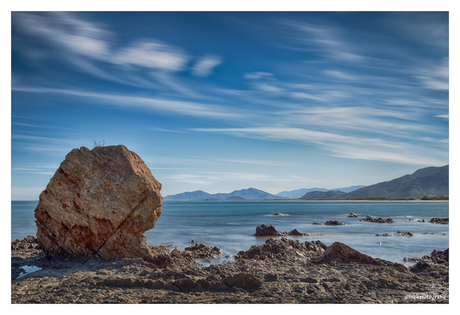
[235,238,327,261]
[34,145,163,262]
[360,215,394,223]
[11,236,448,304]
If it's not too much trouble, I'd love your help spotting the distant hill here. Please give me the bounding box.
[301,190,345,199]
[164,188,283,201]
[277,185,364,198]
[225,196,247,201]
[164,190,211,201]
[301,165,448,200]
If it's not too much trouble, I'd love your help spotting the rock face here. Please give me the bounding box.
[34,145,163,261]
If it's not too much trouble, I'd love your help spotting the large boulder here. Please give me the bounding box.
[34,145,163,261]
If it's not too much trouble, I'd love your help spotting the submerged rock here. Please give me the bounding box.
[430,218,449,224]
[34,145,163,262]
[360,215,394,223]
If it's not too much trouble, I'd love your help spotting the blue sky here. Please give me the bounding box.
[11,11,449,199]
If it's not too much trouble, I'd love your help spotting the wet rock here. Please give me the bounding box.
[255,224,287,236]
[324,220,345,225]
[360,215,394,223]
[394,231,414,237]
[376,233,392,236]
[408,218,427,222]
[430,218,448,224]
[272,213,289,216]
[404,248,449,265]
[288,229,306,236]
[184,243,223,260]
[348,213,358,217]
[34,145,163,262]
[235,237,326,261]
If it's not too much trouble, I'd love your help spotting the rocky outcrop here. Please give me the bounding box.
[325,220,345,225]
[430,218,449,224]
[360,215,394,223]
[34,145,163,262]
[255,224,286,236]
[235,237,327,261]
[183,243,223,260]
[348,212,358,217]
[315,242,408,272]
[313,220,345,225]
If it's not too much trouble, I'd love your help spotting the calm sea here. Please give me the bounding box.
[12,200,449,265]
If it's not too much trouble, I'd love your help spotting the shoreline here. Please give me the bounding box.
[11,236,449,304]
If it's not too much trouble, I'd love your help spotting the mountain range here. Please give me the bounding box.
[163,188,282,201]
[276,185,364,199]
[301,165,448,200]
[164,165,448,201]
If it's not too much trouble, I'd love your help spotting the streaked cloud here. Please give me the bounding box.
[193,126,446,166]
[192,55,222,77]
[113,40,189,71]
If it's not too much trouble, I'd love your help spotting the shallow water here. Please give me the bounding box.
[12,200,449,265]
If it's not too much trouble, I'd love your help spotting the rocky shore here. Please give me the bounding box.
[11,235,449,304]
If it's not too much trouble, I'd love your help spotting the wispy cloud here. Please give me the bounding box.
[112,40,189,71]
[11,86,245,121]
[193,126,446,166]
[192,55,222,77]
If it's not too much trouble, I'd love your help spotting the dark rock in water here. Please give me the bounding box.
[255,224,287,236]
[408,218,427,222]
[288,229,305,236]
[347,212,358,217]
[376,233,392,236]
[404,248,449,265]
[272,213,289,216]
[312,222,323,225]
[235,237,327,261]
[324,220,345,225]
[34,145,163,262]
[184,243,223,260]
[430,217,449,224]
[394,231,414,237]
[360,215,394,223]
